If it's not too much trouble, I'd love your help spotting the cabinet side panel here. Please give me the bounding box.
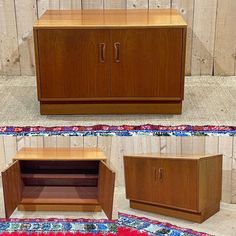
[33,29,41,100]
[198,156,222,211]
[1,160,22,218]
[181,27,187,99]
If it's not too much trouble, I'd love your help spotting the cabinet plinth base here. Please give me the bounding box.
[40,102,182,115]
[129,200,220,223]
[18,204,102,212]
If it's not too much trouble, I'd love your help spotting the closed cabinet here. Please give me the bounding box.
[124,154,222,222]
[34,10,187,114]
[124,157,197,212]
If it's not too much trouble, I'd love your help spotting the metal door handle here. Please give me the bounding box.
[114,42,120,63]
[99,43,106,63]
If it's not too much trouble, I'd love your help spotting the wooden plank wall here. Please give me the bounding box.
[0,0,236,76]
[0,136,235,204]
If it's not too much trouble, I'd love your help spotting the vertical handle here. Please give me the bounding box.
[158,168,164,182]
[99,43,106,63]
[154,168,157,182]
[114,42,120,63]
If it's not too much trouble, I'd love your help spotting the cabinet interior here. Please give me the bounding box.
[20,160,99,204]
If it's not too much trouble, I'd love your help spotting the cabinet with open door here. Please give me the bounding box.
[2,148,115,219]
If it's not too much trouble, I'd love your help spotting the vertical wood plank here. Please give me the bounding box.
[191,0,217,75]
[56,136,70,147]
[181,136,193,154]
[3,137,17,165]
[30,137,44,147]
[97,137,112,165]
[71,0,82,9]
[172,0,194,75]
[214,0,236,75]
[23,137,32,147]
[110,137,123,186]
[192,136,205,154]
[60,0,72,9]
[232,137,236,203]
[43,136,57,147]
[70,136,84,147]
[104,0,126,8]
[160,137,168,154]
[164,137,182,154]
[149,0,170,8]
[49,0,60,9]
[37,0,49,17]
[82,0,104,9]
[0,137,6,171]
[127,0,148,9]
[205,136,219,154]
[83,137,98,147]
[149,136,161,153]
[219,137,233,171]
[133,136,150,154]
[16,137,25,151]
[15,0,37,75]
[0,0,21,75]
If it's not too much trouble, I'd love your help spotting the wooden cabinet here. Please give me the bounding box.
[2,148,115,219]
[34,9,187,114]
[124,153,222,223]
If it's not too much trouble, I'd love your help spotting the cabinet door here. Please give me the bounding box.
[37,29,110,99]
[1,161,22,218]
[98,161,115,220]
[110,29,183,98]
[155,159,198,211]
[124,156,161,203]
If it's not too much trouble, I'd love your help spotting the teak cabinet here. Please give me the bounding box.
[33,9,187,114]
[1,148,115,219]
[124,153,222,223]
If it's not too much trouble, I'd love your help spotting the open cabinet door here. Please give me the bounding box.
[1,161,22,218]
[98,161,115,220]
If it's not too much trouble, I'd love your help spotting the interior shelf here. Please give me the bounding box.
[21,173,98,179]
[21,186,99,205]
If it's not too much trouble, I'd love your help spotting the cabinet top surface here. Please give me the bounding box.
[124,153,222,160]
[14,148,106,161]
[34,9,187,28]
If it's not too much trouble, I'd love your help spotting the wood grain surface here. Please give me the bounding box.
[34,9,187,28]
[14,147,107,161]
[1,1,235,76]
[98,160,115,219]
[124,154,222,222]
[2,160,22,218]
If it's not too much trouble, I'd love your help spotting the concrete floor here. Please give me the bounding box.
[0,75,235,126]
[0,186,235,236]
